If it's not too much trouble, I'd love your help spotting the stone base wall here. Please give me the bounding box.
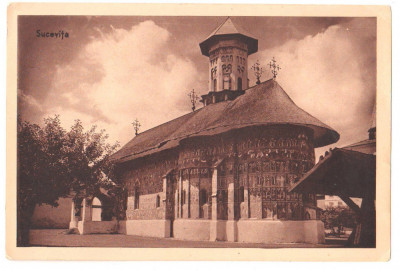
[32,197,72,229]
[236,220,325,244]
[173,219,211,241]
[77,221,119,235]
[125,220,171,238]
[171,219,325,244]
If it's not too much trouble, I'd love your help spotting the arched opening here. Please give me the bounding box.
[200,189,208,206]
[237,77,242,91]
[91,197,102,221]
[239,186,245,203]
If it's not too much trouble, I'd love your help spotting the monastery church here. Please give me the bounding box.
[67,17,340,244]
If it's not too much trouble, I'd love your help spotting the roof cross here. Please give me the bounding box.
[188,89,199,112]
[251,60,263,85]
[269,57,281,80]
[132,118,141,136]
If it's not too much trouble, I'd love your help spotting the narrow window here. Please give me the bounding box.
[156,195,160,208]
[237,77,242,91]
[134,187,140,209]
[213,79,217,92]
[239,186,245,203]
[200,189,208,205]
[182,190,186,204]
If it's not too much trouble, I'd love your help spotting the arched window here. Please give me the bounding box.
[213,79,217,92]
[239,186,245,203]
[200,189,208,206]
[134,186,140,209]
[237,77,242,91]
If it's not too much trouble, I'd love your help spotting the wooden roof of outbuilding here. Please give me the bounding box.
[288,148,375,198]
[111,79,339,163]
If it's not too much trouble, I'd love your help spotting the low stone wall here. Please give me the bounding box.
[78,221,119,235]
[125,219,170,238]
[32,197,72,229]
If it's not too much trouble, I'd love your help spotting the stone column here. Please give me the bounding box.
[69,200,78,229]
[162,176,167,220]
[227,181,238,242]
[190,174,200,219]
[78,198,91,235]
[210,167,219,241]
[240,188,250,219]
[175,188,179,219]
[178,173,182,218]
[211,168,218,221]
[81,198,92,222]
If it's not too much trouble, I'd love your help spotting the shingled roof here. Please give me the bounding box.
[111,79,340,163]
[199,17,258,56]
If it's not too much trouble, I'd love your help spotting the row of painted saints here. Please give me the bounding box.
[181,135,312,158]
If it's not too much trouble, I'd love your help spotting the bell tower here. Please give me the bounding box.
[199,17,258,105]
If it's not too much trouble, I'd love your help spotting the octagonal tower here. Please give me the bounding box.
[199,17,258,105]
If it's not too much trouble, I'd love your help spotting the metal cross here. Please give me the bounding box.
[132,118,141,136]
[188,89,199,112]
[251,60,263,85]
[269,57,281,80]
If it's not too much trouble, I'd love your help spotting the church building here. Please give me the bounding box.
[107,17,340,243]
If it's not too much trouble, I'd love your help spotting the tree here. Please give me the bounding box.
[17,115,119,246]
[320,206,358,236]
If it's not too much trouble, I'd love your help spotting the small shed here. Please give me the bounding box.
[289,148,376,247]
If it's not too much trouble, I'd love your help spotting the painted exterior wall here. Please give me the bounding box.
[31,197,72,229]
[117,125,322,243]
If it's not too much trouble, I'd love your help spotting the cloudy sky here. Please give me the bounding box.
[18,16,376,158]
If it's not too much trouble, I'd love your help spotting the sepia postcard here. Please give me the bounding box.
[6,3,391,261]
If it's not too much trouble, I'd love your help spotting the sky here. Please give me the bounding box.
[17,16,376,158]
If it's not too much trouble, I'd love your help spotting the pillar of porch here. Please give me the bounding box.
[81,198,92,222]
[69,200,78,229]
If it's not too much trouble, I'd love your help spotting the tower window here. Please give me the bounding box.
[223,76,231,90]
[237,77,242,91]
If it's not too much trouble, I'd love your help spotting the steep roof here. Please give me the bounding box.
[111,79,340,163]
[199,17,258,56]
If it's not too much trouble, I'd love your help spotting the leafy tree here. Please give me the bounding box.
[320,205,358,236]
[17,115,119,246]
